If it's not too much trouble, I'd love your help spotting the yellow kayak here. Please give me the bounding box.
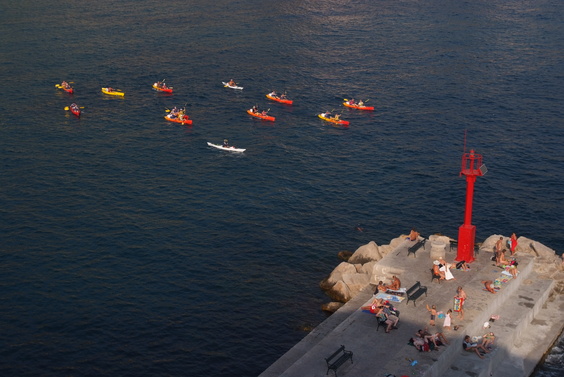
[101,87,125,96]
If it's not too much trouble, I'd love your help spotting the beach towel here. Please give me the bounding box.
[375,292,406,303]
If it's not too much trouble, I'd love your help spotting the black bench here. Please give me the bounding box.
[406,281,427,307]
[407,238,426,257]
[325,345,353,376]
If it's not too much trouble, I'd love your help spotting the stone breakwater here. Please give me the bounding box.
[260,234,564,377]
[320,234,564,313]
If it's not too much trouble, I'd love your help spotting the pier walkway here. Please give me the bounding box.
[259,239,564,377]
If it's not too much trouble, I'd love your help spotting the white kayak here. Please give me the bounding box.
[222,81,243,90]
[207,142,246,152]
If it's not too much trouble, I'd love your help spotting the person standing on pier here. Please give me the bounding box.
[426,304,437,326]
[443,309,453,331]
[510,233,518,255]
[495,237,504,264]
[454,286,467,320]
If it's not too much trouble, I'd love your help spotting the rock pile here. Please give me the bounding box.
[320,233,563,313]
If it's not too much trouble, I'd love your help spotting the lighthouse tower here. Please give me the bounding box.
[456,150,487,263]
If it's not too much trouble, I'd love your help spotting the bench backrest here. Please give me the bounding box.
[407,281,421,295]
[326,345,346,362]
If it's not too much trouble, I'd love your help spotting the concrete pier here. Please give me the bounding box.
[259,239,564,377]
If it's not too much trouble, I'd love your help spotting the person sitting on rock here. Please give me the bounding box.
[408,228,420,241]
[388,275,401,291]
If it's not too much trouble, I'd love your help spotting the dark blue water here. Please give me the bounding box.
[1,0,562,376]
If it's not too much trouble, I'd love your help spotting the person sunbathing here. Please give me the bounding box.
[425,329,449,346]
[456,260,470,271]
[408,228,420,241]
[416,329,438,347]
[433,261,445,280]
[361,298,383,313]
[388,276,401,290]
[463,335,489,359]
[376,306,399,333]
[377,280,388,292]
[497,250,509,266]
[411,335,429,352]
[481,332,496,349]
[482,280,496,294]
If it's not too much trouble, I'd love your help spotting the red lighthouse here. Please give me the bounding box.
[456,150,487,263]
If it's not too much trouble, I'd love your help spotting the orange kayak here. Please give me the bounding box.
[343,101,374,111]
[153,82,173,93]
[56,84,74,94]
[266,93,293,105]
[318,113,349,126]
[164,114,193,125]
[247,109,275,122]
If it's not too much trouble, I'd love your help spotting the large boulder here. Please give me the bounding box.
[326,280,352,302]
[342,273,371,295]
[325,274,371,302]
[428,234,452,245]
[480,234,507,253]
[321,302,345,313]
[389,236,407,249]
[319,262,357,291]
[348,241,381,264]
[378,244,393,257]
[358,260,378,275]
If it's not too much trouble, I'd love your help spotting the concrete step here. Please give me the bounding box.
[440,271,556,377]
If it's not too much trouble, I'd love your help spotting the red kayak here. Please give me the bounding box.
[247,109,275,122]
[343,101,374,111]
[164,114,192,125]
[153,82,173,93]
[266,93,293,105]
[57,82,74,94]
[69,103,81,117]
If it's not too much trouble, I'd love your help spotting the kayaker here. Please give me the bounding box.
[349,98,356,105]
[261,110,268,116]
[358,100,364,106]
[334,114,341,120]
[223,139,229,148]
[269,91,278,98]
[252,105,259,113]
[280,93,287,99]
[62,81,70,89]
[228,79,236,86]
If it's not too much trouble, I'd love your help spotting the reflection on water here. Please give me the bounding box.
[0,0,562,376]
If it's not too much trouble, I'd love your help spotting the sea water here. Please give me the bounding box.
[0,0,562,376]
